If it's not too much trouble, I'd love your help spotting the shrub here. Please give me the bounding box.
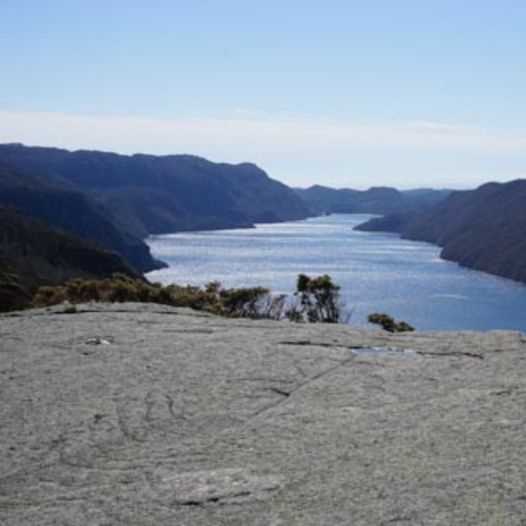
[219,286,269,318]
[31,275,285,320]
[30,273,347,324]
[367,312,414,333]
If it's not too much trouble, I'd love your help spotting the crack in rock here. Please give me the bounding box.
[279,340,363,350]
[267,387,291,397]
[416,350,484,360]
[245,356,355,423]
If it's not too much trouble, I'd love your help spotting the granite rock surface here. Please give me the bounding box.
[1,303,525,525]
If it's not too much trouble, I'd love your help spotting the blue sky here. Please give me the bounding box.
[1,0,526,188]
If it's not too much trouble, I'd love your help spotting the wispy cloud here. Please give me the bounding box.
[0,109,525,188]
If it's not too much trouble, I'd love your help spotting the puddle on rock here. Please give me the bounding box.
[150,468,282,506]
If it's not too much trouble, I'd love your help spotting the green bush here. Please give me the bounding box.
[287,273,344,323]
[367,312,414,332]
[31,274,282,320]
[30,273,347,324]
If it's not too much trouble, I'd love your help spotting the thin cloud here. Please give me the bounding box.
[0,109,525,187]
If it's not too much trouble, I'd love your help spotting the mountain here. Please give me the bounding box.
[295,184,450,215]
[357,180,526,284]
[0,162,163,273]
[0,144,311,238]
[0,206,138,311]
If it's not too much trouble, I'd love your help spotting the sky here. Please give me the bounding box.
[1,0,526,189]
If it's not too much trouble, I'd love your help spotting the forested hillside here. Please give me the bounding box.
[0,144,311,237]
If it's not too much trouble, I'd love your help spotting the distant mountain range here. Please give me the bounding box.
[1,142,525,301]
[0,144,311,272]
[0,144,311,233]
[295,184,451,215]
[356,180,526,284]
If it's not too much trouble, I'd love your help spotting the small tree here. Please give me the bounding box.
[287,273,343,323]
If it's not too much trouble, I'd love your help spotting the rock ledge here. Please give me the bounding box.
[1,303,525,525]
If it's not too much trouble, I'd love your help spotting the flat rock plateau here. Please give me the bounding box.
[1,303,526,525]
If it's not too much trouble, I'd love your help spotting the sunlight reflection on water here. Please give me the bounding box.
[146,214,526,332]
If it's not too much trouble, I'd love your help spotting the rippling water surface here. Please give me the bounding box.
[146,214,526,331]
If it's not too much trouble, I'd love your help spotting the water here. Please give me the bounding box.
[146,214,526,332]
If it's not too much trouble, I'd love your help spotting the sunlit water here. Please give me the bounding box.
[146,214,526,332]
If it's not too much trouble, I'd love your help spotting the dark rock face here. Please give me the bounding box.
[0,144,311,238]
[1,303,525,524]
[296,184,450,216]
[0,206,138,309]
[0,270,31,312]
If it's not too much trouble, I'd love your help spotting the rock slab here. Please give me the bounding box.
[1,303,525,525]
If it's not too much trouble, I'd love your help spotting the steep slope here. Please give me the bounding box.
[402,180,526,283]
[0,267,31,312]
[0,162,162,272]
[0,206,139,310]
[358,180,526,284]
[0,144,311,236]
